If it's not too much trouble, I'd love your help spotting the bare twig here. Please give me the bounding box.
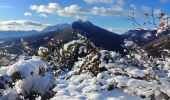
[144,8,158,28]
[127,7,142,29]
[151,9,157,28]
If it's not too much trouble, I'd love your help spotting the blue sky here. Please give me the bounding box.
[0,0,170,33]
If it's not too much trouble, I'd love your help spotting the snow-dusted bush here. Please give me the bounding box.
[57,37,96,71]
[15,75,55,99]
[38,47,49,60]
[57,38,170,99]
[71,50,121,76]
[0,66,12,89]
[0,56,56,99]
[38,34,99,76]
[7,57,48,81]
[39,34,124,76]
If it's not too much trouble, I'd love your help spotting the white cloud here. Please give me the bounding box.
[0,20,43,26]
[115,0,126,6]
[142,6,161,15]
[84,0,113,4]
[154,9,161,15]
[84,0,126,6]
[75,15,89,21]
[0,20,46,31]
[91,6,125,16]
[39,14,48,18]
[24,12,32,16]
[58,5,88,17]
[30,3,88,17]
[30,3,60,14]
[30,2,128,18]
[142,5,151,12]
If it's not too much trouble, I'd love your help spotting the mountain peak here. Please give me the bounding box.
[72,20,124,52]
[72,20,95,28]
[74,20,92,24]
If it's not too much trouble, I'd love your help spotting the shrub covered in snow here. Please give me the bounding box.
[38,34,99,76]
[7,57,48,81]
[0,57,55,100]
[15,75,55,99]
[0,66,12,89]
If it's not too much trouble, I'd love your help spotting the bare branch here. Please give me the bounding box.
[144,8,158,28]
[127,7,142,29]
[151,9,157,28]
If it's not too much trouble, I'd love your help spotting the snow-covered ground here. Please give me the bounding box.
[51,73,148,100]
[0,57,148,100]
[51,89,145,100]
[1,35,170,100]
[0,41,4,44]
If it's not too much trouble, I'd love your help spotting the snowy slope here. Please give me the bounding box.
[122,29,170,45]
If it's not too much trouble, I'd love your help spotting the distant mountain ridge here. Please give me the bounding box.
[2,20,170,55]
[0,20,125,54]
[0,30,39,40]
[122,29,170,45]
[0,23,70,40]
